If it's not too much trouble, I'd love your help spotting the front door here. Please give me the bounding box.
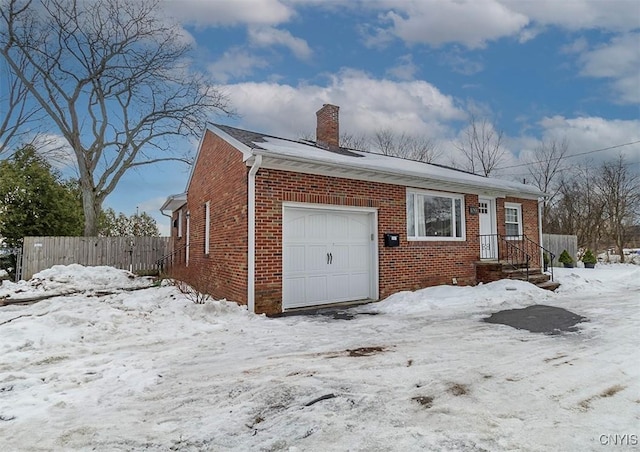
[478,198,497,259]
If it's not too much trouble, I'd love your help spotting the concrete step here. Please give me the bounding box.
[536,280,561,291]
[503,268,545,279]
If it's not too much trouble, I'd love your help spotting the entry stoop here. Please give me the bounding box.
[476,261,560,291]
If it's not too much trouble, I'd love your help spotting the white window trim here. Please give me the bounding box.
[186,211,190,266]
[177,210,183,238]
[204,201,210,255]
[504,202,523,238]
[406,188,466,241]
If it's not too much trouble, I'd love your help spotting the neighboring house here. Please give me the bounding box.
[161,104,548,315]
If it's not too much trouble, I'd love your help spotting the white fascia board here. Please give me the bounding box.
[184,128,208,194]
[184,124,254,194]
[160,193,187,214]
[206,123,253,161]
[250,151,544,200]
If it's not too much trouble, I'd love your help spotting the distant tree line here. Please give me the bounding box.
[522,140,640,261]
[0,145,160,251]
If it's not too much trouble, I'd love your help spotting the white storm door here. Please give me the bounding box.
[478,198,497,259]
[283,207,374,310]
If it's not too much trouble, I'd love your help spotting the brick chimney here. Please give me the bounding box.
[316,104,339,149]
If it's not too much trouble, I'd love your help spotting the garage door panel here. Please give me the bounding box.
[284,214,307,240]
[307,214,328,240]
[306,276,328,303]
[349,244,370,269]
[328,214,350,237]
[284,277,306,305]
[283,207,375,310]
[328,274,350,300]
[348,215,370,239]
[349,272,370,298]
[284,245,306,274]
[330,244,349,270]
[306,245,328,271]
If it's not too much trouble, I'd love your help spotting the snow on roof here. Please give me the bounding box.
[162,123,545,210]
[243,134,545,198]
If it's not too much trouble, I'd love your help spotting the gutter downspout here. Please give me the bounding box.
[538,198,545,269]
[247,155,262,313]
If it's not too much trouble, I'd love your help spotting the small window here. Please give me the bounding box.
[177,210,183,238]
[479,202,488,214]
[204,201,210,254]
[406,189,465,240]
[505,203,522,238]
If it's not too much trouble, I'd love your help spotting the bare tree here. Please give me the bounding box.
[0,56,42,153]
[371,128,441,163]
[339,132,368,151]
[596,155,640,261]
[524,137,569,231]
[454,114,505,176]
[298,130,369,151]
[551,161,606,251]
[0,0,231,235]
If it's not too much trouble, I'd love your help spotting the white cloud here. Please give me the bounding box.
[440,52,484,76]
[538,115,640,163]
[576,33,640,104]
[367,0,529,49]
[356,0,638,49]
[248,26,312,60]
[208,48,269,83]
[560,37,589,55]
[505,0,640,32]
[517,25,545,43]
[164,0,293,26]
[385,54,419,81]
[221,69,466,140]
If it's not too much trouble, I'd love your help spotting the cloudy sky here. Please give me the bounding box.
[102,0,640,235]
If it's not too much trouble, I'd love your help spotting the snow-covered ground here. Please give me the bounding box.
[1,264,638,451]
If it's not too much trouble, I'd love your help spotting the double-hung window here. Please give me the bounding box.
[504,203,522,238]
[406,189,465,240]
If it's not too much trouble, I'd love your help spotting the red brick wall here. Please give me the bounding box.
[175,130,249,304]
[173,134,541,314]
[496,196,542,264]
[166,208,187,269]
[254,169,487,314]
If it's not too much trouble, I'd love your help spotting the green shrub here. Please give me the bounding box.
[559,250,573,264]
[582,249,597,265]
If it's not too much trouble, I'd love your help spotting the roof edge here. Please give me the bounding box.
[183,124,256,194]
[160,192,187,213]
[251,149,545,199]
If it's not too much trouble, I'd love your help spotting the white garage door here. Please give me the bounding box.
[283,206,375,310]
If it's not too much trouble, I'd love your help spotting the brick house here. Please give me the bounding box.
[161,104,549,315]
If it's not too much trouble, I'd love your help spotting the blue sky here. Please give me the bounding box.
[100,0,640,235]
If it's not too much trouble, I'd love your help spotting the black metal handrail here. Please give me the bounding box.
[478,233,555,281]
[500,235,531,280]
[156,243,187,275]
[521,234,555,282]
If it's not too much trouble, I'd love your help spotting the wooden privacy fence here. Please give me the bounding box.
[20,236,172,280]
[542,234,578,266]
